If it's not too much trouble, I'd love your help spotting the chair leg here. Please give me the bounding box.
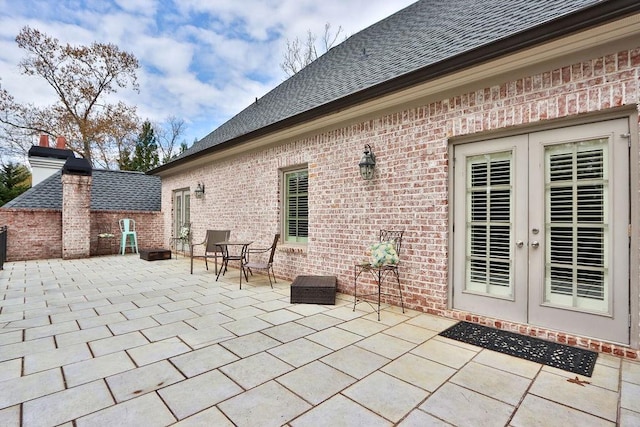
[377,270,382,321]
[266,267,273,288]
[216,258,227,281]
[394,270,404,313]
[239,264,247,289]
[353,265,357,312]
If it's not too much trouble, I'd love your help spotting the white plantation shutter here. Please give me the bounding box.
[285,170,308,243]
[545,139,608,312]
[465,151,513,297]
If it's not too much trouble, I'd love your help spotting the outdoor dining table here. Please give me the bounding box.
[215,240,253,288]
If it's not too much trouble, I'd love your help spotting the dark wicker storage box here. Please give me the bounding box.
[290,275,336,305]
[140,249,171,261]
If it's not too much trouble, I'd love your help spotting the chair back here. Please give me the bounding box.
[205,230,231,252]
[98,223,112,235]
[119,219,135,233]
[267,233,280,263]
[379,230,403,256]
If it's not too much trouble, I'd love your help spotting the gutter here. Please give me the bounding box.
[150,0,640,175]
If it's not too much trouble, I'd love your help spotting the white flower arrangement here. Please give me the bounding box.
[179,226,190,240]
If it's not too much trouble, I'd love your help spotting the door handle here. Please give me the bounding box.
[531,241,540,248]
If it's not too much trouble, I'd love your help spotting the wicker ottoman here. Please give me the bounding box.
[140,248,171,261]
[290,275,336,305]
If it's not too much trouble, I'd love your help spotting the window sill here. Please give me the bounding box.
[277,244,307,254]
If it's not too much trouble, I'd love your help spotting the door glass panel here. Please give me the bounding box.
[544,139,608,313]
[173,193,182,232]
[184,194,190,225]
[175,194,182,235]
[465,151,513,297]
[173,190,190,252]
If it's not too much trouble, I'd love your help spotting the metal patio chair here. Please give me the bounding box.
[353,229,405,320]
[119,218,139,255]
[190,229,231,274]
[245,233,280,288]
[96,222,115,255]
[170,222,191,259]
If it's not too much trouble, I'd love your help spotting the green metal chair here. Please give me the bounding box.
[119,218,138,255]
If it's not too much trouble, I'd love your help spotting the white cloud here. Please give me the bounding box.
[113,0,158,15]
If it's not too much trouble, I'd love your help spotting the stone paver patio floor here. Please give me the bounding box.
[1,255,639,426]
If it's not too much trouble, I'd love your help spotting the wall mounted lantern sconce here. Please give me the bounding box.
[194,182,205,199]
[358,144,376,180]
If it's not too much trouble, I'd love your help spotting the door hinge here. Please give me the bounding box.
[621,133,631,147]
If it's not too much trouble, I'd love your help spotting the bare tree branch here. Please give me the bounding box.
[154,116,187,164]
[280,23,345,77]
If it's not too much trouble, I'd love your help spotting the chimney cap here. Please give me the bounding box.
[39,134,49,147]
[28,145,75,160]
[62,157,92,176]
[55,136,66,149]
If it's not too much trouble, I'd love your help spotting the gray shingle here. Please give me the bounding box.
[91,170,161,211]
[171,0,601,163]
[2,169,161,212]
[3,171,62,209]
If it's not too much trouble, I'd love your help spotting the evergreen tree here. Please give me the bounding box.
[118,146,134,171]
[122,121,159,172]
[0,162,31,205]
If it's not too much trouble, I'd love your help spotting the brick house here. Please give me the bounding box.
[151,1,640,357]
[1,139,163,260]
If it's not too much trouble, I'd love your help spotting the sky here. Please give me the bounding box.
[0,0,416,156]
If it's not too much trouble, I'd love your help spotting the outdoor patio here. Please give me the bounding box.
[0,255,639,426]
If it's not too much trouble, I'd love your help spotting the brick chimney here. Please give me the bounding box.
[61,157,92,260]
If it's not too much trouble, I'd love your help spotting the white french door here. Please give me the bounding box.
[452,119,630,344]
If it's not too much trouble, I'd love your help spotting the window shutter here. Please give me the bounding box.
[285,170,309,242]
[466,152,513,296]
[545,140,607,310]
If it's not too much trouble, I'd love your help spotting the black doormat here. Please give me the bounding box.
[439,321,598,377]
